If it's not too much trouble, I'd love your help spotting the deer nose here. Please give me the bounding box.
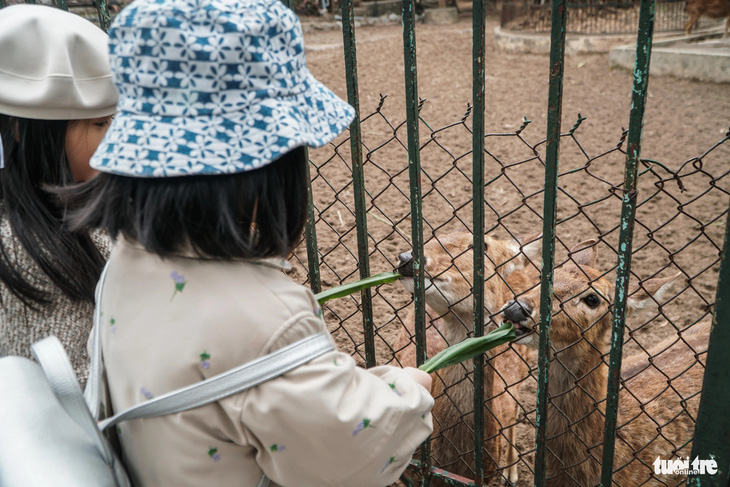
[396,252,413,278]
[502,299,532,324]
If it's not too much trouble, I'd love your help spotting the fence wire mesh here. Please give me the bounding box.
[287,96,730,486]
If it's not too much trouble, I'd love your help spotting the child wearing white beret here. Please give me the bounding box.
[0,4,118,385]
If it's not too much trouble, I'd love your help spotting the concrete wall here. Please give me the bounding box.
[495,26,638,55]
[609,35,730,84]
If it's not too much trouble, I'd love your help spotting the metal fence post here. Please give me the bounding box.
[280,0,322,294]
[600,0,656,483]
[400,0,429,483]
[341,0,376,367]
[94,0,111,32]
[472,0,487,483]
[303,151,322,294]
[688,205,730,487]
[534,0,568,483]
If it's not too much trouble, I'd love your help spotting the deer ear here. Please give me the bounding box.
[569,239,598,268]
[627,273,681,313]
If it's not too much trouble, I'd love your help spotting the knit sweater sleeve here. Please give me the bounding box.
[0,215,110,386]
[236,313,434,487]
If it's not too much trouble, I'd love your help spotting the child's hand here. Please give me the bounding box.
[402,367,433,394]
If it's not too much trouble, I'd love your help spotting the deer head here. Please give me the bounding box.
[500,239,680,353]
[397,232,541,319]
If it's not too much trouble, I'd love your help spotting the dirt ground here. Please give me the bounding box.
[287,14,730,486]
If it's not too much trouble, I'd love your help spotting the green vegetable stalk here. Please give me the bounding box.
[314,271,402,305]
[313,272,518,374]
[417,322,517,373]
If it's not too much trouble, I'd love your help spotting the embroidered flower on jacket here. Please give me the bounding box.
[352,418,375,437]
[208,447,221,462]
[388,380,402,397]
[269,444,286,452]
[110,317,116,334]
[200,351,211,369]
[140,387,154,400]
[170,271,187,301]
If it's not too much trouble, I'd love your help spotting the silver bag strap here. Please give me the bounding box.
[74,260,332,487]
[84,261,110,417]
[32,331,331,487]
[98,332,333,430]
[256,474,271,487]
[31,336,118,467]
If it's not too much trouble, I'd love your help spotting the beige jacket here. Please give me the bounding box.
[0,208,110,385]
[98,239,434,487]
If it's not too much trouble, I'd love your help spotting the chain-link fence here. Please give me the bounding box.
[286,93,730,485]
[282,0,730,482]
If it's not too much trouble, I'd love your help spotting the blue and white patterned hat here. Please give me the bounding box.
[91,0,355,177]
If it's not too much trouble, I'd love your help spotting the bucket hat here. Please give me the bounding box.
[91,0,355,177]
[0,4,118,120]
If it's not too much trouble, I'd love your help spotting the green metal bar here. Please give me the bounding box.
[341,0,375,368]
[280,0,321,295]
[94,0,111,32]
[534,0,568,483]
[55,0,69,11]
[24,0,36,4]
[472,0,487,483]
[0,0,5,8]
[401,0,429,484]
[304,151,322,294]
[600,0,656,484]
[688,205,730,487]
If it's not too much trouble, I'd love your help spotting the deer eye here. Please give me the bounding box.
[582,294,601,309]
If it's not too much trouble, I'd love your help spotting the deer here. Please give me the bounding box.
[394,232,541,485]
[499,239,709,486]
[684,0,730,37]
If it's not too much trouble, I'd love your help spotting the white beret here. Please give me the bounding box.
[0,4,118,120]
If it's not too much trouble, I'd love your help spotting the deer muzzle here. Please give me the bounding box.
[501,299,533,336]
[396,252,414,278]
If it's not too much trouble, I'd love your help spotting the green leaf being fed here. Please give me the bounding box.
[418,322,517,374]
[314,272,402,305]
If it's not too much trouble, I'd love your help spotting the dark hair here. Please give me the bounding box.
[0,115,106,308]
[61,147,309,260]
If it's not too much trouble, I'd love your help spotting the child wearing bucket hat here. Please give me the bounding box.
[62,0,434,485]
[0,5,117,384]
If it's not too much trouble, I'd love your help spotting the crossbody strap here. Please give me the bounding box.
[98,332,333,430]
[31,336,118,467]
[83,261,109,417]
[33,330,332,487]
[37,260,332,487]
